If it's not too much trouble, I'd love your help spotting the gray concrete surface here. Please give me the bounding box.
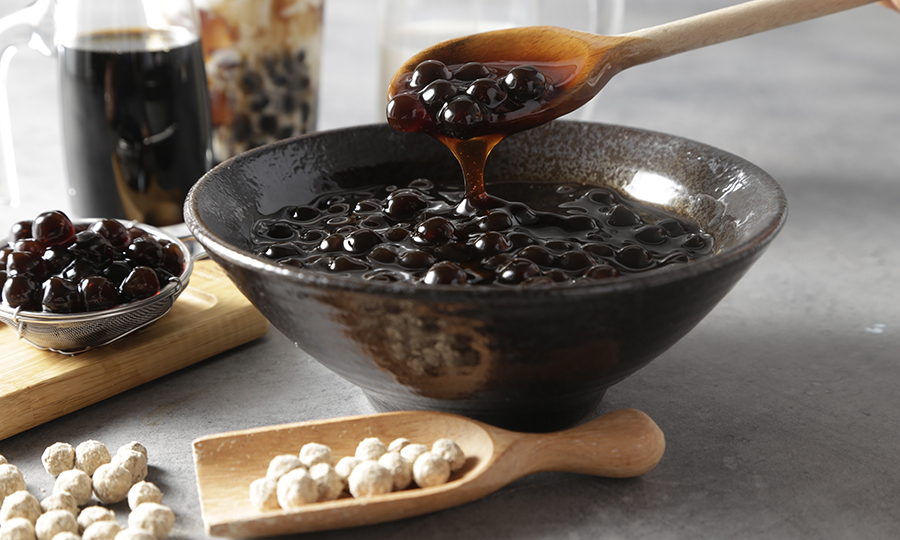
[1,1,898,538]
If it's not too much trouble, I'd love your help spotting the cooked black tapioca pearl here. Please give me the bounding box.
[385,93,428,133]
[502,65,546,103]
[264,243,303,259]
[398,250,436,269]
[421,80,458,113]
[588,189,617,206]
[412,217,456,246]
[260,222,295,240]
[557,251,594,271]
[544,240,573,253]
[585,265,618,279]
[353,200,382,215]
[472,232,511,257]
[497,258,540,284]
[439,96,485,139]
[607,204,642,227]
[507,232,536,248]
[635,225,667,245]
[126,236,163,268]
[616,245,654,269]
[410,60,453,89]
[368,245,398,264]
[41,276,82,313]
[385,189,429,220]
[90,219,130,251]
[330,256,369,273]
[434,242,475,263]
[9,221,33,243]
[385,227,410,242]
[6,251,48,280]
[34,210,77,247]
[3,275,39,310]
[466,78,506,108]
[13,240,44,256]
[0,247,11,271]
[476,211,513,232]
[453,62,491,81]
[60,259,100,283]
[343,229,383,255]
[681,234,706,249]
[43,247,75,274]
[103,260,134,286]
[70,230,114,266]
[80,276,119,311]
[517,245,555,266]
[658,218,687,237]
[563,215,598,232]
[423,261,468,285]
[318,234,345,253]
[120,266,161,301]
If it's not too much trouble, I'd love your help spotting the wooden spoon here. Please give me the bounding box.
[192,408,665,537]
[390,0,877,134]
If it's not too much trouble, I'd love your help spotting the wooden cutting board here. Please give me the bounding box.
[0,259,269,441]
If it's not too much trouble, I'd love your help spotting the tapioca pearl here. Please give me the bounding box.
[584,242,615,258]
[502,65,546,103]
[453,61,491,81]
[263,243,303,260]
[477,211,513,232]
[385,189,429,220]
[546,269,569,282]
[298,229,327,245]
[497,259,540,284]
[398,250,436,269]
[562,215,598,232]
[434,242,475,263]
[587,189,617,206]
[681,234,707,249]
[608,205,642,227]
[616,245,654,270]
[385,227,411,242]
[353,200,382,214]
[585,264,619,279]
[343,229,383,255]
[412,217,457,246]
[360,218,386,229]
[423,262,468,285]
[410,60,453,89]
[329,256,369,273]
[517,245,555,266]
[288,206,321,222]
[259,115,278,135]
[635,225,667,245]
[544,240,573,253]
[661,252,691,266]
[250,94,269,112]
[658,218,687,237]
[472,231,511,257]
[318,234,344,252]
[386,93,429,133]
[465,78,507,108]
[438,96,484,139]
[239,71,263,93]
[507,232,536,248]
[557,251,594,271]
[368,246,398,264]
[509,204,540,226]
[482,253,512,270]
[232,114,252,141]
[522,276,556,287]
[420,80,458,113]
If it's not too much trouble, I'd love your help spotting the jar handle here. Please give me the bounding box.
[0,0,56,207]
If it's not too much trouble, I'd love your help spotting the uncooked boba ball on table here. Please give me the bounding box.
[276,469,317,509]
[412,452,451,488]
[432,438,466,472]
[126,503,174,540]
[34,510,78,540]
[298,443,333,469]
[248,477,279,511]
[0,465,27,506]
[0,517,35,540]
[347,461,392,499]
[74,441,110,477]
[77,506,116,534]
[377,452,412,491]
[265,455,303,480]
[82,521,122,540]
[308,463,342,502]
[92,464,133,505]
[355,438,387,461]
[53,469,93,507]
[41,443,76,477]
[0,490,41,524]
[126,482,162,511]
[39,493,77,516]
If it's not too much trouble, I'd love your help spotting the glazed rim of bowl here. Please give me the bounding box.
[185,122,788,300]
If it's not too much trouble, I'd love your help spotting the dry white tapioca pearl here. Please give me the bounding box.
[50,532,79,540]
[74,441,110,477]
[76,506,115,534]
[248,478,279,511]
[0,457,6,466]
[276,469,317,509]
[115,443,147,461]
[82,520,121,540]
[347,461,392,499]
[377,452,412,492]
[0,465,27,505]
[111,450,148,485]
[0,517,35,540]
[127,503,174,540]
[333,457,361,486]
[53,469,93,507]
[308,464,342,502]
[92,464,132,505]
[114,529,156,540]
[0,491,42,524]
[412,452,450,488]
[39,493,77,516]
[298,443,333,469]
[34,510,77,540]
[41,444,76,477]
[399,443,428,465]
[126,482,162,512]
[265,455,303,480]
[354,438,387,461]
[387,438,411,453]
[432,439,466,472]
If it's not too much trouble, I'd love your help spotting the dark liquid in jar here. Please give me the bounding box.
[250,178,714,287]
[59,29,213,226]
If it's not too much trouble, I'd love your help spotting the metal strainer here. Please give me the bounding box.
[0,222,193,355]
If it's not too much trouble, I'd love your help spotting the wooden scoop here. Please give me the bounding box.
[390,0,877,133]
[192,408,665,537]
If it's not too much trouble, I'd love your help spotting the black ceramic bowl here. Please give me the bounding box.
[185,121,786,431]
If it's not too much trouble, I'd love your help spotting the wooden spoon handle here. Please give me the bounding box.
[493,409,665,479]
[620,0,878,67]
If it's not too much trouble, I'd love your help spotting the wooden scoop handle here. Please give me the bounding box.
[621,0,877,67]
[490,409,666,480]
